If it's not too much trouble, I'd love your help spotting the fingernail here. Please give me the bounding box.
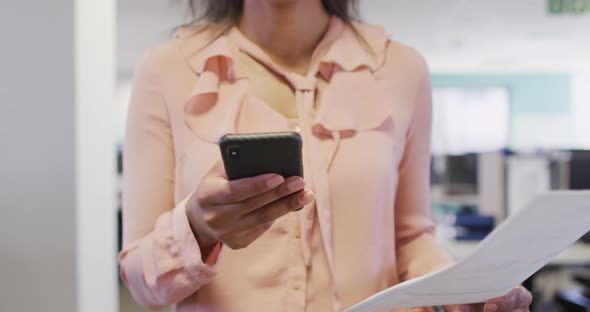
[288,178,305,192]
[266,175,284,188]
[298,190,315,205]
[484,304,497,312]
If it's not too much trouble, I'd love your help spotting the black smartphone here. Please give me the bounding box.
[219,132,303,180]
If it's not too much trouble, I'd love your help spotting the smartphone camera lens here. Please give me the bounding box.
[227,146,240,160]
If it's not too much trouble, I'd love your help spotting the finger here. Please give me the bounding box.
[502,287,526,310]
[486,287,518,304]
[444,304,466,312]
[467,303,484,312]
[485,292,514,312]
[452,303,484,312]
[514,286,533,308]
[483,302,498,312]
[236,176,305,214]
[202,173,285,204]
[238,190,315,229]
[487,287,531,311]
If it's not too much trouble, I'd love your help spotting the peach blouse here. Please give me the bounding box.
[119,16,453,312]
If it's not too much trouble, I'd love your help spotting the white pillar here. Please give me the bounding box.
[0,1,117,311]
[75,0,118,311]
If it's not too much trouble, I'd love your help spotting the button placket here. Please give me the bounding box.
[285,75,317,312]
[291,281,302,290]
[288,119,302,133]
[287,213,307,312]
[295,225,302,239]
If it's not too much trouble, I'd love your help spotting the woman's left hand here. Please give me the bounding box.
[446,285,533,312]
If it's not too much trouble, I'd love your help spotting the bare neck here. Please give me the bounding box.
[238,0,331,76]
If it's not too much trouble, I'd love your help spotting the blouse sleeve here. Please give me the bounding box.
[394,53,454,282]
[118,49,220,310]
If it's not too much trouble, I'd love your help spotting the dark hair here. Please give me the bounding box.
[183,1,372,56]
[188,0,360,25]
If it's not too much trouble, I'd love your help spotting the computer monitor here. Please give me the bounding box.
[430,154,479,195]
[446,154,479,195]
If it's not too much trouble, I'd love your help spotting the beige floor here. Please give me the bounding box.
[120,283,171,312]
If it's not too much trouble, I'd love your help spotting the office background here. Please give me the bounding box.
[1,0,589,312]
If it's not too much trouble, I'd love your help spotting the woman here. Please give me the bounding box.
[119,1,532,311]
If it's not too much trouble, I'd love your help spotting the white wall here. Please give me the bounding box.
[117,0,590,74]
[510,114,575,149]
[0,1,77,310]
[0,1,117,311]
[360,0,590,73]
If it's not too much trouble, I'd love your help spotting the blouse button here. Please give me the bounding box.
[169,245,180,257]
[295,226,301,239]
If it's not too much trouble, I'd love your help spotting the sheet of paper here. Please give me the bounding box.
[345,191,590,312]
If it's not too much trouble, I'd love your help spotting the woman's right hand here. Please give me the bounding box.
[186,160,314,255]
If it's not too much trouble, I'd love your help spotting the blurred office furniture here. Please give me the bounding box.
[430,86,509,221]
[438,237,590,312]
[431,153,478,200]
[569,150,590,243]
[477,152,506,220]
[431,153,497,241]
[505,149,577,216]
[554,150,590,311]
[434,148,590,311]
[448,211,496,241]
[431,151,506,223]
[439,239,590,268]
[431,149,588,230]
[554,269,590,312]
[555,287,590,312]
[569,150,590,190]
[506,153,551,216]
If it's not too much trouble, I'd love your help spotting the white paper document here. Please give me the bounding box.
[345,191,590,312]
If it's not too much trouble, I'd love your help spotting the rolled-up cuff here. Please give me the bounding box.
[173,195,222,284]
